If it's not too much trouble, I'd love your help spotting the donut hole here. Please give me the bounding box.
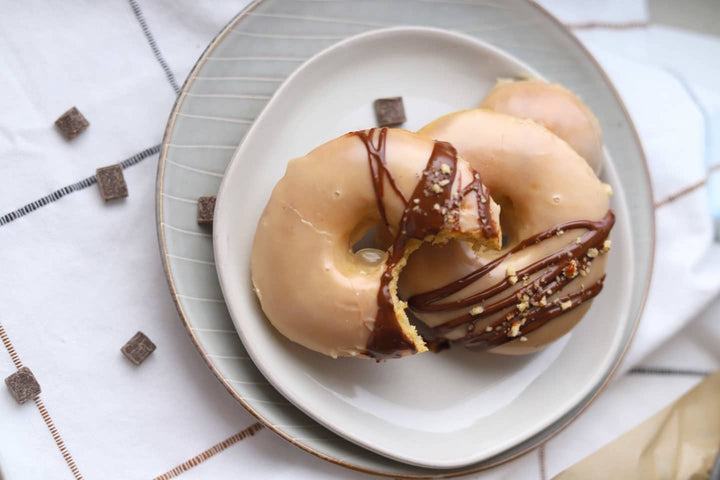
[349,220,390,267]
[351,222,382,252]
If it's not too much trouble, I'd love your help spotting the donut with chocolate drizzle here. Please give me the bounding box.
[250,128,501,360]
[400,108,614,353]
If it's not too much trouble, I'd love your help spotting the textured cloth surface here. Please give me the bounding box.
[1,1,719,479]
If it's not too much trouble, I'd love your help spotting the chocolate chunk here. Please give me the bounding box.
[121,331,156,365]
[55,106,89,140]
[374,97,406,127]
[96,164,128,201]
[197,196,216,225]
[5,367,41,404]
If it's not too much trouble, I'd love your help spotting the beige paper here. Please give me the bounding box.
[554,370,720,480]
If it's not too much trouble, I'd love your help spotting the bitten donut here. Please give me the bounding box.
[251,128,501,360]
[480,80,604,173]
[400,109,614,354]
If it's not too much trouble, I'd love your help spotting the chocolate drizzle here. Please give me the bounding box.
[353,128,496,360]
[408,211,615,350]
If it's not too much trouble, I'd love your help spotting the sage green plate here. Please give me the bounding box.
[156,0,654,477]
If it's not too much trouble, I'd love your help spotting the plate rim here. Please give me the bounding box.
[155,0,656,477]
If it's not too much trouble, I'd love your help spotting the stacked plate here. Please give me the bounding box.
[156,0,653,476]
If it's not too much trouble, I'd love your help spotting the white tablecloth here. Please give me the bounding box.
[1,1,718,479]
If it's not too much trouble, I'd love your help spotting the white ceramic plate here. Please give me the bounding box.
[213,26,635,468]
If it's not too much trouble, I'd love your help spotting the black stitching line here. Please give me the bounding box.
[127,0,180,94]
[629,367,712,376]
[0,145,160,227]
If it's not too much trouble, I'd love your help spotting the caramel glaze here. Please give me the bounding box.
[353,128,496,360]
[408,211,615,350]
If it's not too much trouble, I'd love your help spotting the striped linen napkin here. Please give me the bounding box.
[1,1,718,479]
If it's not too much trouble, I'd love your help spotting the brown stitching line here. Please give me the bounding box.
[0,321,83,479]
[652,162,719,209]
[538,444,547,480]
[153,422,265,480]
[0,323,23,369]
[567,20,649,30]
[654,178,707,208]
[34,398,84,480]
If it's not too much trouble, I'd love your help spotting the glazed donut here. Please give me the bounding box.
[400,109,613,354]
[479,80,604,173]
[251,128,501,360]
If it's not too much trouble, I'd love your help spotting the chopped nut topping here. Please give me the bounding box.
[560,300,573,311]
[579,268,588,277]
[508,322,521,337]
[505,312,515,321]
[470,306,484,315]
[602,239,611,252]
[539,296,547,307]
[440,163,451,174]
[576,237,582,245]
[438,179,450,187]
[433,203,441,211]
[556,229,565,236]
[413,198,420,204]
[517,301,529,313]
[520,336,528,342]
[431,183,443,194]
[563,259,578,278]
[506,265,516,277]
[508,275,518,285]
[587,248,599,258]
[485,326,493,332]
